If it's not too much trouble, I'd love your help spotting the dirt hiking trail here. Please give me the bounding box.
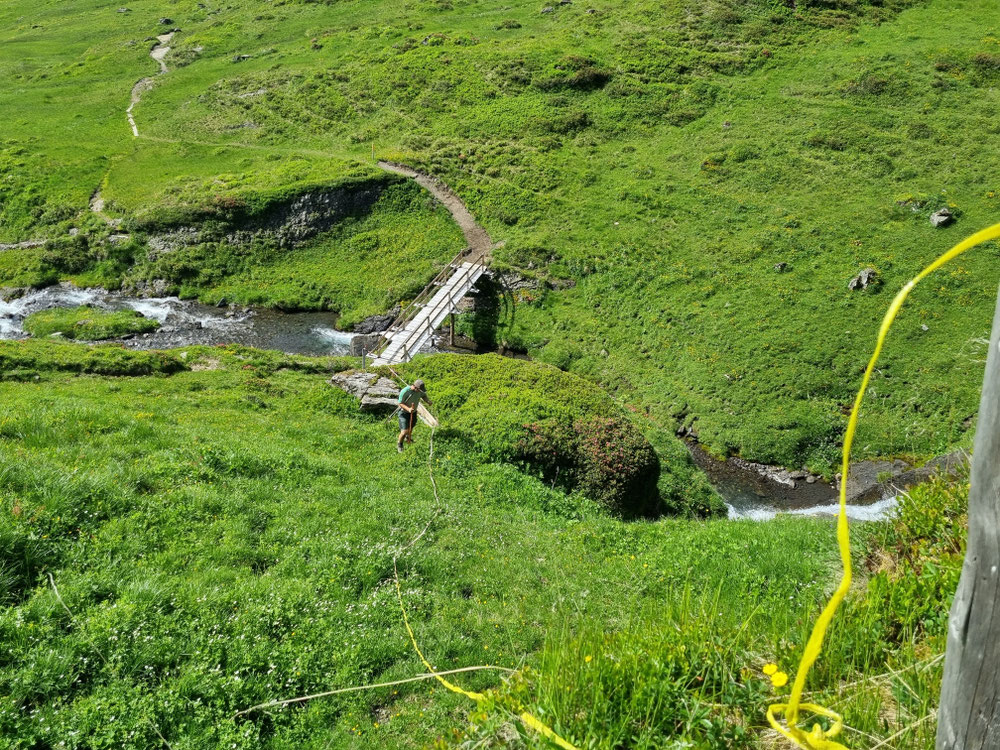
[377,161,495,261]
[127,32,174,137]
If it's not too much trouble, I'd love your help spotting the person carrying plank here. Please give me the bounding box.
[397,379,432,452]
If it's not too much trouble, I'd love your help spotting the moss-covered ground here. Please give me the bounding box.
[23,306,159,341]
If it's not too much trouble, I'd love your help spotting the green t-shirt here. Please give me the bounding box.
[398,385,425,409]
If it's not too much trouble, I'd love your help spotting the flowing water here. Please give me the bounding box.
[686,441,901,522]
[0,284,356,356]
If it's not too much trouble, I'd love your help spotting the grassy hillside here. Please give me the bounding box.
[0,343,966,748]
[2,0,997,468]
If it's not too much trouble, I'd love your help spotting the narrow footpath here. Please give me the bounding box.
[377,161,494,259]
[127,32,175,137]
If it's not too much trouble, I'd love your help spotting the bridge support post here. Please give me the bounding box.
[450,313,455,347]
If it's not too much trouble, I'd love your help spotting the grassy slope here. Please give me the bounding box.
[3,0,998,467]
[126,180,467,326]
[0,347,838,748]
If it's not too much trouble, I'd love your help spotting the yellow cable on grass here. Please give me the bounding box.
[392,425,581,750]
[767,221,1000,749]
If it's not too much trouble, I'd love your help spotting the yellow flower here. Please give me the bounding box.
[771,671,789,688]
[585,655,593,663]
[762,663,778,676]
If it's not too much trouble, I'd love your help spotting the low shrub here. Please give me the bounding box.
[518,416,660,516]
[391,354,662,516]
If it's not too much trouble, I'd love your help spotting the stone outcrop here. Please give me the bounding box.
[848,268,879,291]
[930,208,954,227]
[330,371,399,413]
[145,179,392,257]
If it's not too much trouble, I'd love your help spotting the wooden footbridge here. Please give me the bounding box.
[370,248,488,365]
[367,161,494,365]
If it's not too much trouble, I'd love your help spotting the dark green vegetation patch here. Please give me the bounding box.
[393,353,689,516]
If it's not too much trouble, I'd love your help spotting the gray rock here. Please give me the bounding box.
[106,234,131,246]
[541,5,554,11]
[117,7,131,12]
[232,54,252,63]
[159,17,173,24]
[495,271,540,293]
[68,227,79,237]
[331,372,400,414]
[331,371,379,399]
[848,268,879,291]
[147,227,199,258]
[350,333,383,357]
[773,261,788,272]
[805,476,817,484]
[921,324,929,331]
[131,279,170,297]
[354,306,400,335]
[361,377,401,414]
[930,208,954,227]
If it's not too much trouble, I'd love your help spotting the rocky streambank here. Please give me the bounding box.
[687,439,968,519]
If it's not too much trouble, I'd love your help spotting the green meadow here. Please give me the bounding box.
[0,0,994,745]
[2,0,998,466]
[0,345,967,747]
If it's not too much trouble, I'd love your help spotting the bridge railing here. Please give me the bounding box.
[368,247,489,362]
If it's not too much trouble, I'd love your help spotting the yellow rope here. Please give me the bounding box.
[392,427,581,749]
[767,221,1000,748]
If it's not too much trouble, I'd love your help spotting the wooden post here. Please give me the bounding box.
[450,312,455,347]
[937,285,1000,749]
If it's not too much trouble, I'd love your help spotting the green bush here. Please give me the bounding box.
[40,236,90,274]
[392,354,663,515]
[517,416,660,516]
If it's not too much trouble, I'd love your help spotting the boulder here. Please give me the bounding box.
[773,261,788,272]
[330,372,400,414]
[541,5,554,11]
[354,306,400,334]
[930,208,954,227]
[159,17,173,24]
[330,371,378,399]
[360,377,400,414]
[350,333,383,357]
[848,268,879,291]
